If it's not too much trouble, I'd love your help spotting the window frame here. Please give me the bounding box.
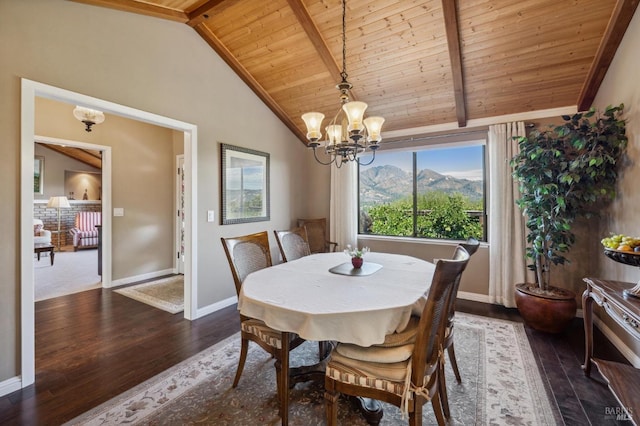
[358,138,488,242]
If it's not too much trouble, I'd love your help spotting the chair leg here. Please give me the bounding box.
[431,389,447,426]
[409,397,423,426]
[447,342,462,383]
[324,382,339,425]
[439,360,451,419]
[232,337,249,388]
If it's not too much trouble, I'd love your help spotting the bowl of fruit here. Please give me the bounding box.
[601,234,640,267]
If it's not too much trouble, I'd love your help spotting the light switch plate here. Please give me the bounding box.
[207,210,215,222]
[113,208,124,217]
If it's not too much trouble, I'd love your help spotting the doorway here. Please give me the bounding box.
[20,79,199,389]
[33,139,105,301]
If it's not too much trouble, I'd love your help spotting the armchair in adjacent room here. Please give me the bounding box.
[33,219,51,245]
[69,211,101,251]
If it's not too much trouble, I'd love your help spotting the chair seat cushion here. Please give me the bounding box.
[336,342,414,364]
[327,351,409,394]
[241,318,297,349]
[334,315,419,365]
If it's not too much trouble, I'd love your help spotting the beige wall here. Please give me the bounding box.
[590,9,640,360]
[35,97,176,281]
[0,0,308,383]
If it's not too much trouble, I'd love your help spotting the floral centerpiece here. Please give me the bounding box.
[344,245,369,269]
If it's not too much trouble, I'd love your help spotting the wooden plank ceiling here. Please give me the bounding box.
[72,0,638,144]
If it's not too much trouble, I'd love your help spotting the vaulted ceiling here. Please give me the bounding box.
[72,0,638,143]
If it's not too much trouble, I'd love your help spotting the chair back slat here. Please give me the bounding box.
[221,231,272,296]
[297,218,329,253]
[412,247,470,385]
[447,238,480,322]
[274,227,311,262]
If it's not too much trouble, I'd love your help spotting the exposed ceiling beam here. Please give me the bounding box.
[441,0,467,128]
[193,22,308,143]
[185,0,227,27]
[286,0,359,101]
[71,0,188,22]
[577,0,640,111]
[287,0,341,83]
[39,144,102,169]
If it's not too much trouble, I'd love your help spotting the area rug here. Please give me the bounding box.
[34,247,101,301]
[113,275,183,314]
[65,313,560,425]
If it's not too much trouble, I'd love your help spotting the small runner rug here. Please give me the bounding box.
[66,313,560,425]
[114,275,183,314]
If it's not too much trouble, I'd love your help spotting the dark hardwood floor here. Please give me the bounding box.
[0,290,632,425]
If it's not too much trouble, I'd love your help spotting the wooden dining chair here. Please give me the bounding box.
[221,231,305,425]
[297,218,338,253]
[432,239,480,420]
[444,237,480,382]
[273,227,311,262]
[324,247,470,426]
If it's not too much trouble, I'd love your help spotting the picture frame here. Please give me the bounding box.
[34,156,44,194]
[221,143,270,225]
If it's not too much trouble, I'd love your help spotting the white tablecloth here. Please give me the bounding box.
[238,252,435,347]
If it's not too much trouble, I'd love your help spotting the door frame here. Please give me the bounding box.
[35,135,111,284]
[176,155,185,274]
[20,78,199,388]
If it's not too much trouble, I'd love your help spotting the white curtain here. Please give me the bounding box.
[488,122,533,307]
[329,161,358,250]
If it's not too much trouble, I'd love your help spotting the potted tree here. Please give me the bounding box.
[511,104,627,333]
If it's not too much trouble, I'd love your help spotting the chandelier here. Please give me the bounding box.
[301,0,384,168]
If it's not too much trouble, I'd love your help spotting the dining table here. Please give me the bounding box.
[238,251,436,424]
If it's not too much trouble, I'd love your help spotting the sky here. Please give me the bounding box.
[361,145,484,181]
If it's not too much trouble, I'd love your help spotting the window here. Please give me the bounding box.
[359,142,486,241]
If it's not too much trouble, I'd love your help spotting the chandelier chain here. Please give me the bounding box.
[341,0,348,82]
[300,0,383,168]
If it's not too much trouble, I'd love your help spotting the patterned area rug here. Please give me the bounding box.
[66,313,560,425]
[114,275,183,314]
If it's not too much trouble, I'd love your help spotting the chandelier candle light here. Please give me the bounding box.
[302,0,384,168]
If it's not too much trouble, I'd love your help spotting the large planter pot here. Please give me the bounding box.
[514,283,577,333]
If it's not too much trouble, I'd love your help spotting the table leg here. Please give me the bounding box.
[351,397,383,425]
[582,288,594,376]
[37,251,41,261]
[278,332,290,425]
[50,248,55,266]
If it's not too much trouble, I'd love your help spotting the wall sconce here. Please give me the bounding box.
[73,106,105,132]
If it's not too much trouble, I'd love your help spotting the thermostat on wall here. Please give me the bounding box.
[113,208,124,217]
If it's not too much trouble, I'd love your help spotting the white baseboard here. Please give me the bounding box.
[0,375,22,397]
[108,268,175,288]
[458,291,492,304]
[196,295,237,319]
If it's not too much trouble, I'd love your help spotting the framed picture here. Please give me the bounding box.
[34,156,44,194]
[221,143,270,225]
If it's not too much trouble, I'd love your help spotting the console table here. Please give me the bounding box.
[582,277,640,424]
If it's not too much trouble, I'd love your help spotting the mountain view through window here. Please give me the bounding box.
[359,144,485,241]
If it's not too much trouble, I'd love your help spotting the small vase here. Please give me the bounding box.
[351,257,363,269]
